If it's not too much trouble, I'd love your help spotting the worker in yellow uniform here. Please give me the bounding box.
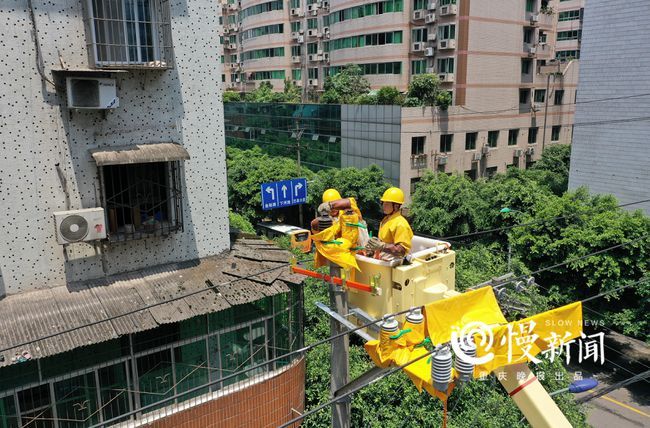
[310,188,362,231]
[366,187,413,262]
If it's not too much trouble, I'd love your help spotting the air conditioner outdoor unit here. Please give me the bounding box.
[514,149,523,157]
[438,40,448,49]
[228,43,237,49]
[308,79,318,86]
[292,55,301,63]
[426,67,435,73]
[66,77,119,109]
[323,53,330,61]
[481,145,490,154]
[438,39,456,49]
[425,13,435,24]
[294,80,302,86]
[290,8,300,16]
[291,31,299,39]
[412,42,423,51]
[427,33,437,42]
[472,152,482,162]
[425,47,434,56]
[298,35,304,43]
[322,26,329,34]
[322,0,330,8]
[307,29,318,37]
[308,54,316,61]
[235,77,241,83]
[438,73,455,83]
[427,0,436,10]
[530,14,540,23]
[310,9,317,15]
[528,46,537,56]
[299,29,305,34]
[413,10,423,20]
[438,156,448,165]
[440,4,457,15]
[526,147,535,155]
[54,208,107,244]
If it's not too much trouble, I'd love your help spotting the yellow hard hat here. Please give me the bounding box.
[380,187,405,204]
[322,188,342,203]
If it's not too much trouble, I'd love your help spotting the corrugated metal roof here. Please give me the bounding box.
[90,142,190,166]
[0,239,304,368]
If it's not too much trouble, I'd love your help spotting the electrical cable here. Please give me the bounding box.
[576,370,650,404]
[278,347,440,428]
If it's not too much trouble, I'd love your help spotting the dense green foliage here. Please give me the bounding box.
[238,80,302,103]
[407,74,452,109]
[321,64,371,104]
[228,209,255,233]
[222,90,241,103]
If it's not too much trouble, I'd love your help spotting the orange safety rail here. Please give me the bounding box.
[291,266,373,293]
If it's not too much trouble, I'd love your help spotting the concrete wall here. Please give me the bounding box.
[341,104,401,185]
[568,0,650,215]
[0,0,229,294]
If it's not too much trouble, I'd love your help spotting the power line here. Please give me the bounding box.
[576,370,650,404]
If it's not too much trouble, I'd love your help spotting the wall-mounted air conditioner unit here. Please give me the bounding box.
[323,53,330,62]
[427,0,436,10]
[472,152,482,162]
[425,13,435,24]
[54,208,107,244]
[425,47,434,56]
[530,14,539,24]
[292,55,301,63]
[438,156,448,165]
[290,8,300,16]
[438,73,455,82]
[412,42,423,51]
[528,46,537,56]
[298,35,304,43]
[481,145,490,154]
[439,4,457,15]
[308,79,318,86]
[426,67,435,73]
[291,31,299,39]
[307,29,318,37]
[322,0,329,9]
[322,26,329,34]
[526,147,535,155]
[438,39,456,49]
[514,149,523,157]
[66,77,119,109]
[413,10,423,20]
[427,33,437,42]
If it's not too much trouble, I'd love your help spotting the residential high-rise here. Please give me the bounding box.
[568,0,650,215]
[0,1,304,426]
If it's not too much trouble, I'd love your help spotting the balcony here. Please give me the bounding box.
[411,154,428,169]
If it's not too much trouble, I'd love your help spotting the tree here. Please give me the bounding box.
[407,74,447,108]
[283,79,302,103]
[222,90,241,103]
[529,144,572,194]
[228,209,255,233]
[375,86,404,105]
[321,64,371,104]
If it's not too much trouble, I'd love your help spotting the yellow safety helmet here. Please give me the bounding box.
[322,188,342,203]
[380,187,405,205]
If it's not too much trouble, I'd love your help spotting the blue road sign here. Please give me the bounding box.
[261,178,308,210]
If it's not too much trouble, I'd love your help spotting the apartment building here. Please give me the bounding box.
[568,0,650,215]
[0,1,304,427]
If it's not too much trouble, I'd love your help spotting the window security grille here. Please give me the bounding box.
[87,0,174,68]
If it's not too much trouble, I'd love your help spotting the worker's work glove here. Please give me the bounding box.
[318,202,332,216]
[366,237,385,251]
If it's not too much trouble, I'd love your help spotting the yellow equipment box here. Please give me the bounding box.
[348,236,456,322]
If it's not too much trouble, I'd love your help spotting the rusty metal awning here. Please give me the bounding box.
[90,142,190,166]
[0,239,303,368]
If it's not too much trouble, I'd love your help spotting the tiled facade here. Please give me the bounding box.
[146,358,305,428]
[568,0,650,215]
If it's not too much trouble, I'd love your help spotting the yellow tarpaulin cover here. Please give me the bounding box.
[475,302,583,374]
[312,227,360,272]
[424,287,508,345]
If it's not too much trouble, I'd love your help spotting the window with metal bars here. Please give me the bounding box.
[101,161,183,241]
[87,0,173,68]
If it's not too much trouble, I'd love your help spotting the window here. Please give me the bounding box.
[411,136,425,155]
[521,58,532,74]
[412,28,428,43]
[240,0,283,18]
[528,127,538,144]
[329,31,402,51]
[519,88,530,104]
[557,30,581,41]
[102,162,183,241]
[329,62,401,75]
[308,68,318,79]
[534,89,546,103]
[558,10,581,21]
[411,59,426,75]
[308,18,318,29]
[88,0,173,68]
[242,24,284,40]
[523,28,533,44]
[465,169,477,181]
[440,134,453,153]
[554,90,564,105]
[308,42,318,54]
[292,69,301,80]
[327,0,403,24]
[551,125,561,141]
[291,45,301,56]
[538,31,547,44]
[440,0,456,4]
[526,0,534,13]
[487,131,499,148]
[486,166,498,179]
[242,47,285,61]
[465,132,477,150]
[291,0,300,7]
[414,0,426,10]
[410,177,422,195]
[438,24,456,40]
[291,21,301,32]
[437,57,454,73]
[556,50,580,61]
[508,129,518,145]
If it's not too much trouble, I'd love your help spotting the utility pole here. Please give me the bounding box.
[292,128,305,227]
[541,72,551,153]
[328,263,350,428]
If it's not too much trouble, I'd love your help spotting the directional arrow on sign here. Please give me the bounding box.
[265,186,275,200]
[281,184,288,199]
[294,182,303,194]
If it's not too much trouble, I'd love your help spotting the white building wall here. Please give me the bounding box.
[0,0,229,295]
[568,0,650,215]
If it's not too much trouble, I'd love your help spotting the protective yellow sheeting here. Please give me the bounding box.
[403,319,426,348]
[402,349,457,400]
[312,227,360,272]
[475,302,583,374]
[340,212,360,247]
[424,286,507,345]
